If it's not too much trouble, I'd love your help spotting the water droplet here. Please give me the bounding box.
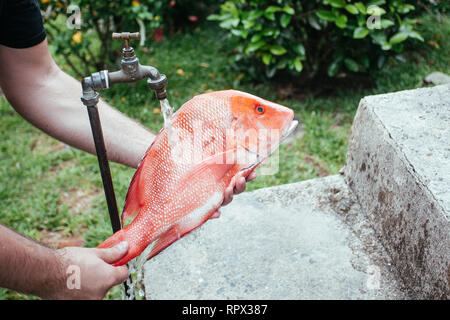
[122,243,154,300]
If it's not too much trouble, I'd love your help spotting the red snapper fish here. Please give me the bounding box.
[98,90,298,266]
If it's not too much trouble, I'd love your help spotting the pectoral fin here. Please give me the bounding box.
[176,149,239,192]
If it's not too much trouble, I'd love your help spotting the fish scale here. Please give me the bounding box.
[98,90,296,266]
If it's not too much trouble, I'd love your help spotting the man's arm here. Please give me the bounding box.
[0,224,129,299]
[0,39,154,168]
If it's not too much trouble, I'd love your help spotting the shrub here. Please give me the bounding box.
[39,0,214,77]
[208,0,430,80]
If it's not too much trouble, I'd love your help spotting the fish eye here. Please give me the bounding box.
[255,105,265,115]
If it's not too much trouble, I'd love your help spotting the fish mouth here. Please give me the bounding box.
[238,119,299,174]
[281,120,299,141]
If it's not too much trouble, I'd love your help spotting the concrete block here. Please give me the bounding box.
[344,84,450,299]
[144,175,407,300]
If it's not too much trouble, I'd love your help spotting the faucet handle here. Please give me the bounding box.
[112,32,140,49]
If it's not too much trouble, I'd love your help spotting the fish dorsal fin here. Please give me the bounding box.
[121,134,162,227]
[121,163,146,227]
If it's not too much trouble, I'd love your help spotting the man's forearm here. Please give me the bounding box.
[0,41,155,168]
[5,67,155,168]
[24,67,155,168]
[0,224,65,298]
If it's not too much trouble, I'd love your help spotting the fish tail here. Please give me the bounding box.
[97,229,138,266]
[97,229,126,249]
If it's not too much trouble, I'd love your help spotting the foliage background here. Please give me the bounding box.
[209,0,426,80]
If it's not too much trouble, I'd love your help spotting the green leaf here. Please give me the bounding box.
[377,55,386,69]
[397,4,415,14]
[328,60,340,77]
[381,43,392,50]
[389,32,408,45]
[399,24,413,33]
[260,28,280,38]
[248,10,264,20]
[345,4,359,15]
[335,14,348,28]
[307,15,321,30]
[395,54,406,63]
[355,2,366,14]
[283,6,295,15]
[251,34,262,43]
[293,43,305,56]
[371,32,388,46]
[207,14,221,21]
[242,19,255,29]
[265,66,277,78]
[380,19,395,29]
[353,27,369,39]
[344,58,359,72]
[231,29,248,38]
[316,10,335,22]
[293,58,303,72]
[270,45,287,56]
[264,11,276,21]
[262,53,272,65]
[246,39,266,53]
[221,1,239,18]
[367,6,386,16]
[408,31,424,42]
[219,18,240,29]
[367,0,386,6]
[266,6,283,13]
[280,14,291,28]
[328,0,346,8]
[221,1,239,16]
[262,29,274,36]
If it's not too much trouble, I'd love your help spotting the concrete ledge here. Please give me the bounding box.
[144,175,406,300]
[344,84,450,299]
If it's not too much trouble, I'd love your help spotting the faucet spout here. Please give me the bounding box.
[108,63,160,84]
[108,65,168,100]
[105,31,168,100]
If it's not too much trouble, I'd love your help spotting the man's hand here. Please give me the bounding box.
[222,171,257,207]
[50,242,129,300]
[0,224,129,300]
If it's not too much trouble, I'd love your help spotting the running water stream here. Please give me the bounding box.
[122,244,154,300]
[160,98,174,128]
[121,98,176,300]
[160,98,178,147]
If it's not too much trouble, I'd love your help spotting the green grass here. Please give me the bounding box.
[0,13,448,299]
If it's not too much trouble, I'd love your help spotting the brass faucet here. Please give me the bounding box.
[82,31,168,100]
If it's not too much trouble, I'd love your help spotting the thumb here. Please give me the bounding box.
[97,241,129,264]
[246,170,257,182]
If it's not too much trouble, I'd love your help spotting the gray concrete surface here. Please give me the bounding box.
[144,175,407,300]
[344,84,450,299]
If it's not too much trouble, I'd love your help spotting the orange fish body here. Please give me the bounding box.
[98,90,297,266]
